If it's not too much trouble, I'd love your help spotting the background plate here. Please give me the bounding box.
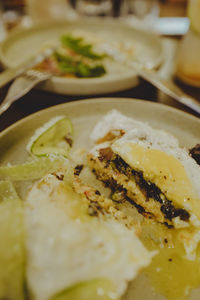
[0,98,200,299]
[0,19,163,95]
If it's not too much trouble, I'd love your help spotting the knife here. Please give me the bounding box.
[0,47,55,89]
[134,66,200,115]
[104,45,200,115]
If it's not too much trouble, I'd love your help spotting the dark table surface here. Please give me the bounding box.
[0,74,200,133]
[0,27,200,133]
[0,79,155,132]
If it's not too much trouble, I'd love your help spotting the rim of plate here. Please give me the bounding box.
[0,19,165,95]
[0,98,199,139]
[0,18,164,69]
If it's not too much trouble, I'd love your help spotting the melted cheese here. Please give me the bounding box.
[112,142,200,219]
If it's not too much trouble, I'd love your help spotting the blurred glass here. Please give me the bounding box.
[26,0,75,24]
[0,0,26,31]
[76,0,113,16]
[112,0,129,17]
[0,1,6,41]
[75,0,131,17]
[128,0,159,19]
[176,0,200,87]
[176,29,200,87]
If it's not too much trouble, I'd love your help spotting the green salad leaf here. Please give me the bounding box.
[54,52,106,78]
[61,35,106,60]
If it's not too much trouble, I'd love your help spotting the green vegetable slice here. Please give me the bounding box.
[0,181,25,300]
[50,279,119,300]
[27,116,73,157]
[54,52,106,78]
[0,156,68,181]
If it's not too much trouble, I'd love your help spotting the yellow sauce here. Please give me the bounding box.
[51,279,118,300]
[140,220,200,300]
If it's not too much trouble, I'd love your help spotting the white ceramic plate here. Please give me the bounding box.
[0,19,163,95]
[1,98,199,163]
[0,98,199,300]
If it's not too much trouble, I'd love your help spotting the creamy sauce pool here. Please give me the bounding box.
[140,220,200,300]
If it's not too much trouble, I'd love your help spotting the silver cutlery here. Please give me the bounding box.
[0,70,51,116]
[132,64,200,115]
[104,45,200,115]
[0,47,55,89]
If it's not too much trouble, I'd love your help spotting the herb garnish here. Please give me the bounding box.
[54,52,106,78]
[61,35,106,60]
[37,34,107,78]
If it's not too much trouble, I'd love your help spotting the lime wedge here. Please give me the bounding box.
[27,116,73,157]
[0,156,68,181]
[188,0,200,34]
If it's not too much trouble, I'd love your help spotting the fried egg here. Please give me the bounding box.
[88,110,200,229]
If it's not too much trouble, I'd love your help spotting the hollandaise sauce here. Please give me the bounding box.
[140,220,200,300]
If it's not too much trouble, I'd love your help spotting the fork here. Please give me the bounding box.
[0,69,52,116]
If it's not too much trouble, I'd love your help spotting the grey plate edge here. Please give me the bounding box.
[0,98,200,139]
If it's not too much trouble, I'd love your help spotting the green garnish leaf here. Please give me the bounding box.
[61,35,106,60]
[87,64,106,77]
[54,52,106,78]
